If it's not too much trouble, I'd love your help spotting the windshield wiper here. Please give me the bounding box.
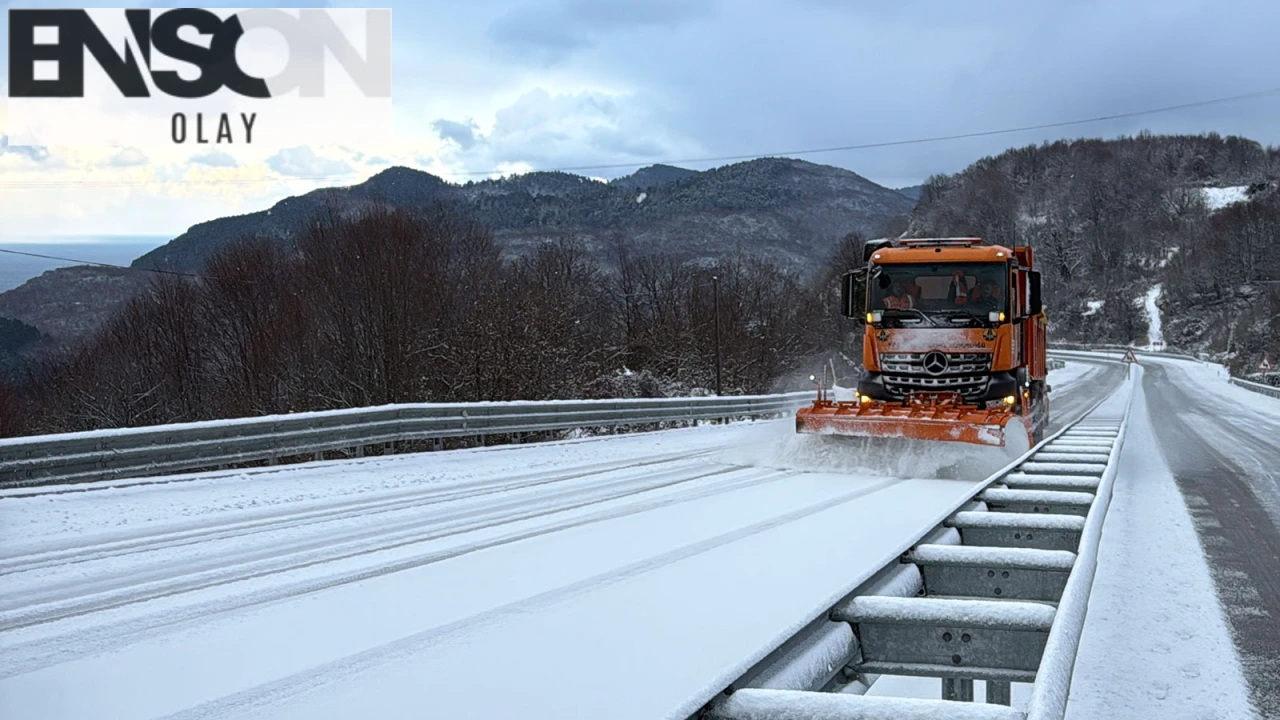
[933,309,993,326]
[880,308,938,327]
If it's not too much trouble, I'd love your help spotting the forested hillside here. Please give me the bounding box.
[0,157,912,353]
[908,133,1280,373]
[132,157,913,275]
[1,206,860,436]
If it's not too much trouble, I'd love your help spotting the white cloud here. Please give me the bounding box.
[265,146,353,178]
[426,87,702,179]
[189,151,239,168]
[7,0,1280,239]
[0,135,51,163]
[100,148,150,168]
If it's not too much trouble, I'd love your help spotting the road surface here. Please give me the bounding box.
[0,359,1124,720]
[1143,357,1280,718]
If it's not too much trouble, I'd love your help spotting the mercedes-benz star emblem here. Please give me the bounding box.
[923,351,949,375]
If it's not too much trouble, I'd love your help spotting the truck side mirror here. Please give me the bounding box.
[862,239,892,262]
[1029,271,1043,315]
[841,271,865,319]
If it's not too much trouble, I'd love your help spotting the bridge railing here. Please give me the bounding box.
[0,392,814,489]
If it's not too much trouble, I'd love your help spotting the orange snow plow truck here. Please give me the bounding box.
[796,237,1049,448]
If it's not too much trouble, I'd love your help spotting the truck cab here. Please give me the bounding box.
[842,237,1048,422]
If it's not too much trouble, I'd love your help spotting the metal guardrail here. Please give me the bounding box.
[699,359,1137,720]
[1230,376,1280,399]
[1048,342,1203,363]
[0,355,1122,490]
[1052,344,1280,400]
[0,392,814,489]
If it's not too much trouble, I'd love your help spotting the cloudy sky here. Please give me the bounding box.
[2,0,1280,238]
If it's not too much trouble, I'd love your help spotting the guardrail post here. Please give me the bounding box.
[986,680,1011,705]
[941,678,973,701]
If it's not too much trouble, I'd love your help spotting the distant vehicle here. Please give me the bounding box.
[796,237,1048,448]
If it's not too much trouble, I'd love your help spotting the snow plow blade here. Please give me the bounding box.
[794,394,1031,448]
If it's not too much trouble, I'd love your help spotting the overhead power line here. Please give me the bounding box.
[1,85,1278,190]
[0,246,247,284]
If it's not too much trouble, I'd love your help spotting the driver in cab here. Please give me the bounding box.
[883,279,915,309]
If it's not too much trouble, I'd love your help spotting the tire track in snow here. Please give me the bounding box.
[0,448,719,574]
[0,459,760,631]
[158,473,914,720]
[3,460,849,677]
[1045,359,1126,434]
[1145,363,1280,719]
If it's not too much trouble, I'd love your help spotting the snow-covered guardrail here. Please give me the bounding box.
[1052,344,1280,399]
[1049,342,1202,363]
[700,359,1136,720]
[0,392,815,489]
[1230,377,1280,399]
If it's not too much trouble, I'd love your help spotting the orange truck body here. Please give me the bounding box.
[796,238,1049,447]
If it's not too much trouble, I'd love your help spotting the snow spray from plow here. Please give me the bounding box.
[776,381,1032,480]
[730,427,1030,481]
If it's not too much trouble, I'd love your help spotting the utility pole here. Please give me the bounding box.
[712,275,723,396]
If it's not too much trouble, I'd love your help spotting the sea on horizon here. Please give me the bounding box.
[0,235,170,293]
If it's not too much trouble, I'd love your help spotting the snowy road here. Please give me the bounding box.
[1141,357,1280,718]
[0,359,1122,720]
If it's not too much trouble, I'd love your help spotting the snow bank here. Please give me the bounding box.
[1063,369,1255,719]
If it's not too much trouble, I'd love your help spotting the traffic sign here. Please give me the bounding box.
[1122,348,1138,363]
[1260,354,1273,371]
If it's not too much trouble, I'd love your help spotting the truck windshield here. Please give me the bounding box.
[870,263,1008,316]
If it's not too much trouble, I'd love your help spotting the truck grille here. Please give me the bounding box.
[880,351,992,400]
